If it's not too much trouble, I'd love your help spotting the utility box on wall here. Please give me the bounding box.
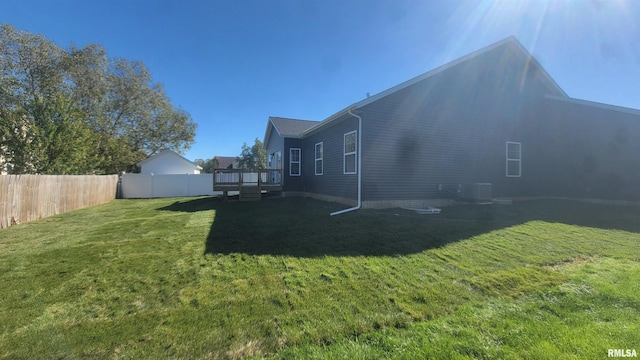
[461,183,492,202]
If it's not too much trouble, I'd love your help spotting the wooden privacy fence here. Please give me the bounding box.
[0,175,119,228]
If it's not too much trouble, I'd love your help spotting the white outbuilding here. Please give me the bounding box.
[137,149,202,174]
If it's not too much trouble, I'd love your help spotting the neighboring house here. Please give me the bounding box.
[263,36,640,208]
[137,149,202,174]
[214,156,240,169]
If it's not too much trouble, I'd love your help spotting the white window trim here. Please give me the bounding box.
[344,130,357,175]
[506,141,521,177]
[315,142,323,175]
[289,148,301,176]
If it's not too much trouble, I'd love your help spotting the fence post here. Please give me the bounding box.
[116,172,124,199]
[150,173,154,198]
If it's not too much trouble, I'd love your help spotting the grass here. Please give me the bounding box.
[0,196,639,359]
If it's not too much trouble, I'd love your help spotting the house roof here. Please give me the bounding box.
[137,149,202,169]
[300,36,568,137]
[352,36,567,110]
[214,156,239,169]
[263,116,319,149]
[269,117,318,137]
[545,95,640,117]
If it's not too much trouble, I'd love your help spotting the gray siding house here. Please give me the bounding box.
[263,37,640,209]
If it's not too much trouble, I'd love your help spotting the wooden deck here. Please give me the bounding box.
[213,169,282,200]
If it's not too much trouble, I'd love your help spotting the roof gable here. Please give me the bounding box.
[264,116,319,149]
[266,37,570,141]
[137,149,201,169]
[298,37,568,137]
[355,37,566,109]
[269,117,318,137]
[214,156,239,169]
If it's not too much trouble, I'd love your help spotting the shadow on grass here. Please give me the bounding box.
[157,196,640,257]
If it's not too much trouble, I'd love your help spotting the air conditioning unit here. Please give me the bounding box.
[461,183,492,202]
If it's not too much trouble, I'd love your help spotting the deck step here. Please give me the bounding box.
[240,186,261,201]
[240,193,261,201]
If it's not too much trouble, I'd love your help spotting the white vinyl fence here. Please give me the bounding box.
[121,173,219,198]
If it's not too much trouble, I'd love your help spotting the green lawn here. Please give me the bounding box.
[0,196,639,359]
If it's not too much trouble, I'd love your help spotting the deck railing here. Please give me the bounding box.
[213,168,282,190]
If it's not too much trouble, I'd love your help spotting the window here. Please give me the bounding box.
[344,131,357,174]
[506,141,521,177]
[290,148,301,176]
[315,142,323,175]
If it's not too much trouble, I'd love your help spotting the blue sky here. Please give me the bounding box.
[1,0,639,162]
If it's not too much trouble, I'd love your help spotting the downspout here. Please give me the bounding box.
[330,108,362,216]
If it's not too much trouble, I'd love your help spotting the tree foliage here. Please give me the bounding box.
[0,24,196,174]
[25,95,98,174]
[237,138,266,171]
[194,158,219,173]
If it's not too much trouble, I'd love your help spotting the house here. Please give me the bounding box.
[260,36,640,209]
[214,156,240,170]
[137,149,202,174]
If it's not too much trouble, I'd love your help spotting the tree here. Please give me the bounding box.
[0,25,91,174]
[0,106,36,174]
[0,24,197,174]
[0,95,98,174]
[103,59,196,158]
[194,158,219,173]
[26,95,98,174]
[237,138,266,171]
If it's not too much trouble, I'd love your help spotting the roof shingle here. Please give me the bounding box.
[269,117,319,137]
[214,156,239,169]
